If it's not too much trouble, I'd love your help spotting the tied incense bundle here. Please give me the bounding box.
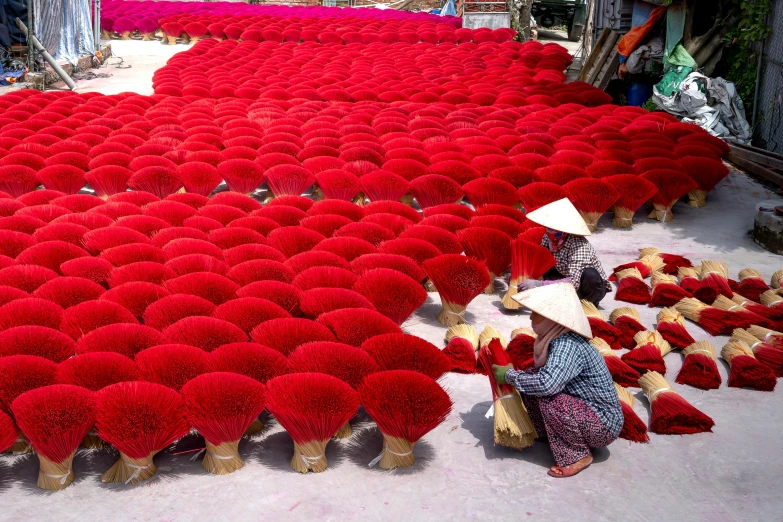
[590,338,641,387]
[650,271,692,307]
[712,295,775,329]
[615,268,651,305]
[731,292,783,322]
[614,383,649,443]
[656,307,695,349]
[609,307,646,349]
[639,371,715,435]
[444,324,479,350]
[731,328,783,377]
[675,341,721,390]
[721,339,777,391]
[479,325,508,349]
[621,330,672,374]
[674,297,747,336]
[677,266,700,294]
[747,325,783,351]
[506,328,536,370]
[610,255,666,280]
[694,260,733,303]
[445,324,481,374]
[476,339,537,450]
[758,290,783,320]
[738,268,770,302]
[638,247,693,275]
[581,300,622,349]
[770,268,783,291]
[501,239,555,310]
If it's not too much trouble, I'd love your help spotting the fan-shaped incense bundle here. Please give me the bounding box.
[443,338,479,374]
[563,178,619,231]
[479,325,508,349]
[738,268,769,302]
[422,254,490,326]
[610,255,666,280]
[731,328,783,377]
[457,227,513,294]
[656,307,695,349]
[581,300,621,349]
[181,373,266,474]
[609,307,646,348]
[712,295,774,329]
[501,239,556,310]
[650,271,692,307]
[444,324,479,350]
[506,328,536,370]
[638,247,693,275]
[605,174,657,228]
[695,260,733,303]
[621,330,671,374]
[359,370,452,469]
[674,297,747,336]
[721,339,777,391]
[615,268,651,305]
[677,267,700,294]
[675,341,721,390]
[476,339,537,450]
[639,371,714,434]
[590,338,641,387]
[614,383,649,443]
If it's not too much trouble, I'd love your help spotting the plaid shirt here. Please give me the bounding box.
[541,235,608,290]
[505,332,623,437]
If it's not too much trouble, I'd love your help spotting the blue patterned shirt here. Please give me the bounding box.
[505,332,623,437]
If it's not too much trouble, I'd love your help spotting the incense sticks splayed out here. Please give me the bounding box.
[501,239,555,310]
[639,372,714,435]
[721,339,777,391]
[615,268,650,305]
[609,307,646,349]
[675,341,721,390]
[422,254,490,326]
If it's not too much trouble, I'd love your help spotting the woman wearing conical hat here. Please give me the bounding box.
[518,198,610,306]
[493,283,622,478]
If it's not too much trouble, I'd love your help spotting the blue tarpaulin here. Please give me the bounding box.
[34,0,94,65]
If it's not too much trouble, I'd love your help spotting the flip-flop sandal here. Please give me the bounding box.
[547,461,592,478]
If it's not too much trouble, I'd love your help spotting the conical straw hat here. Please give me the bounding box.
[525,198,592,236]
[511,283,593,338]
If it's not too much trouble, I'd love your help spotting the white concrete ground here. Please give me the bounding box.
[2,38,783,522]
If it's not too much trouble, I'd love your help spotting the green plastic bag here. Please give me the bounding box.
[655,65,692,97]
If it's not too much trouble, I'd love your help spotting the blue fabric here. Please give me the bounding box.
[34,0,94,65]
[505,332,623,437]
[440,0,457,17]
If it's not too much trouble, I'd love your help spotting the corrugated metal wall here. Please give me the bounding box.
[754,0,783,152]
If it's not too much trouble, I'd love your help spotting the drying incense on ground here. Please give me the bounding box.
[492,283,622,478]
[515,199,610,307]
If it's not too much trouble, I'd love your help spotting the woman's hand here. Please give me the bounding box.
[492,364,513,385]
[517,279,542,292]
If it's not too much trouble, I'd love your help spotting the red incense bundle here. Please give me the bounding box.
[721,339,777,391]
[562,178,619,232]
[604,174,657,228]
[581,300,622,349]
[96,381,189,484]
[678,267,700,294]
[501,239,555,310]
[421,254,491,326]
[362,333,451,379]
[476,339,537,450]
[609,307,646,349]
[641,169,698,222]
[265,373,359,473]
[614,383,649,443]
[748,325,783,351]
[712,295,774,329]
[638,247,693,275]
[181,372,266,474]
[457,227,513,294]
[731,328,783,377]
[737,268,770,302]
[359,370,453,469]
[650,271,692,307]
[656,307,696,349]
[621,330,672,374]
[0,410,15,453]
[639,371,714,434]
[615,268,651,305]
[443,338,479,374]
[590,338,641,387]
[675,341,721,390]
[694,260,733,303]
[352,268,427,326]
[770,269,783,291]
[735,292,783,322]
[11,385,95,490]
[674,297,747,336]
[506,328,536,370]
[610,255,665,280]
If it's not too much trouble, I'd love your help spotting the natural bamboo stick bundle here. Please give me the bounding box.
[477,339,537,450]
[650,271,692,307]
[639,371,714,434]
[615,268,651,305]
[582,300,622,349]
[712,295,774,329]
[610,255,666,280]
[721,339,777,391]
[614,383,649,443]
[737,268,770,302]
[677,266,700,294]
[769,269,783,291]
[479,325,507,348]
[444,324,479,350]
[638,248,693,275]
[748,325,783,351]
[655,307,695,349]
[501,239,555,310]
[695,260,733,303]
[674,297,747,336]
[731,328,783,376]
[609,307,646,348]
[731,292,783,322]
[621,330,671,374]
[590,338,641,387]
[675,341,721,390]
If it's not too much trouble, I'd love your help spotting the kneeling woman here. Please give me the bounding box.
[494,283,622,478]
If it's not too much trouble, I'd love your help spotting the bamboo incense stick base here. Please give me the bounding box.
[483,273,497,295]
[203,440,244,475]
[38,453,75,491]
[579,211,600,232]
[611,206,635,228]
[165,36,178,45]
[501,277,522,310]
[102,453,157,484]
[376,435,416,470]
[290,440,328,474]
[352,193,366,206]
[101,30,111,39]
[9,432,32,454]
[424,279,437,293]
[141,33,153,41]
[687,190,707,208]
[81,428,105,449]
[333,421,352,439]
[400,195,414,206]
[244,418,264,437]
[119,31,131,40]
[648,204,674,222]
[437,301,467,326]
[189,36,200,45]
[494,394,537,450]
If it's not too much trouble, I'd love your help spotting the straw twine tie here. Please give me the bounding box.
[125,463,152,484]
[44,468,71,485]
[300,454,325,469]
